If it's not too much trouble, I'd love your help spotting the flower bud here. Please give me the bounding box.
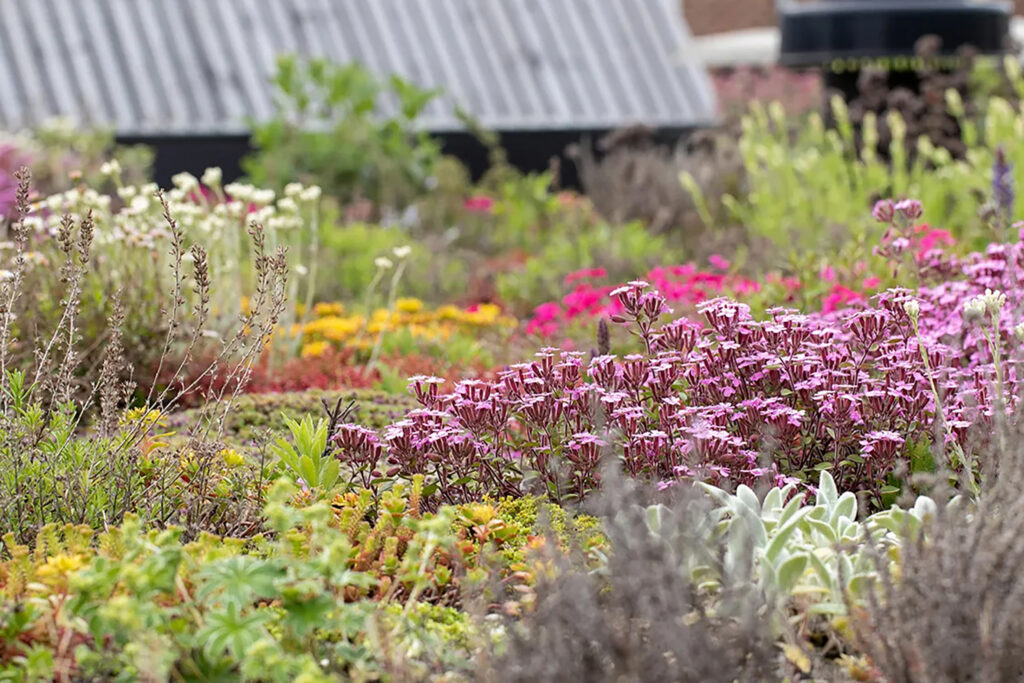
[895,199,923,220]
[902,299,920,323]
[872,200,895,223]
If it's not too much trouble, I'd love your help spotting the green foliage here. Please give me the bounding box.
[7,117,152,197]
[272,416,339,496]
[689,471,937,618]
[496,220,679,317]
[0,479,561,680]
[244,55,444,208]
[176,389,416,446]
[316,222,434,302]
[687,90,1024,256]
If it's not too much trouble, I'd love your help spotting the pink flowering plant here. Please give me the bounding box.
[326,200,1024,510]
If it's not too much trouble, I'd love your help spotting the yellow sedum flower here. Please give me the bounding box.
[220,448,245,468]
[395,297,424,313]
[301,340,330,358]
[36,552,85,588]
[295,299,517,356]
[313,301,345,317]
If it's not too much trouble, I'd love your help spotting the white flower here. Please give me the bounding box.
[99,160,121,176]
[277,197,298,213]
[1015,322,1024,343]
[253,206,275,224]
[902,298,920,322]
[295,264,309,276]
[268,216,301,231]
[981,288,1007,317]
[0,270,13,281]
[963,296,987,324]
[392,245,412,259]
[130,196,150,213]
[224,183,253,202]
[299,185,322,202]
[284,182,303,199]
[171,172,198,193]
[374,257,393,270]
[201,167,222,187]
[251,189,276,205]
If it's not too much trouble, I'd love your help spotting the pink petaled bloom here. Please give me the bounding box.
[862,275,882,289]
[820,265,836,282]
[914,225,955,255]
[822,284,865,313]
[708,254,731,270]
[464,195,495,213]
[564,267,608,286]
[610,280,650,298]
[860,430,905,460]
[895,199,924,220]
[872,199,896,223]
[532,302,560,323]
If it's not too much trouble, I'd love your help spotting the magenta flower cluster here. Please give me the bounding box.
[329,203,1024,507]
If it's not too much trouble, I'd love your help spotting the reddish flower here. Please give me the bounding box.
[464,195,495,213]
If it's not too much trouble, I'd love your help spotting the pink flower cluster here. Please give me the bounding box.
[331,203,1023,507]
[525,259,765,337]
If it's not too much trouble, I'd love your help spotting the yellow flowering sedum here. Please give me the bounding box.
[297,298,516,357]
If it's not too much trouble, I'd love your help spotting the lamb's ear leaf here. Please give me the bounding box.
[736,485,761,515]
[832,492,857,523]
[764,508,810,565]
[776,553,809,594]
[817,470,839,509]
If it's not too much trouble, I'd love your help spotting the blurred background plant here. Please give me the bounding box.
[0,118,151,218]
[243,55,443,211]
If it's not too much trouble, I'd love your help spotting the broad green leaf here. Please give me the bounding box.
[761,487,783,516]
[807,602,847,616]
[817,470,839,510]
[832,492,857,524]
[803,517,837,543]
[776,554,809,594]
[806,549,835,591]
[778,493,805,526]
[736,485,761,515]
[764,508,810,565]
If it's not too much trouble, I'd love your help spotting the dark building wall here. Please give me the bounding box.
[126,129,693,191]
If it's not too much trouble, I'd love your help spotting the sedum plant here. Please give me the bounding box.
[0,477,546,680]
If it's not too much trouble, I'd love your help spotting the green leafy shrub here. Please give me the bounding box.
[688,89,1024,256]
[244,55,444,210]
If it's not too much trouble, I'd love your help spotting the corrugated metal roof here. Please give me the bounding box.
[0,0,717,136]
